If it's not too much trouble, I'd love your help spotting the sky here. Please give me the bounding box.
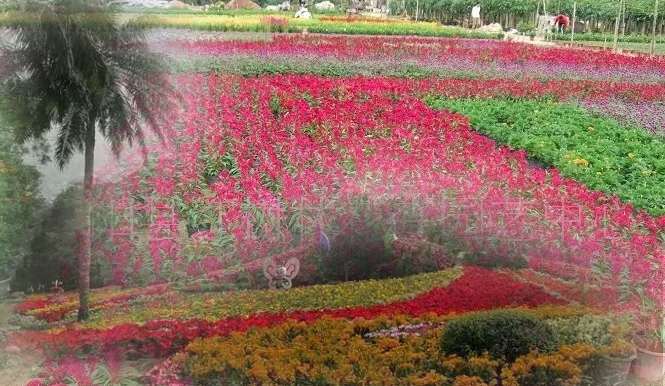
[22,131,116,202]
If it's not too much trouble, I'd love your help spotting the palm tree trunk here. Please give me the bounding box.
[77,124,95,321]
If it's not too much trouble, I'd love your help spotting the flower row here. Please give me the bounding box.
[428,97,665,216]
[10,267,563,356]
[15,284,168,323]
[509,269,637,312]
[168,34,665,82]
[82,267,463,329]
[28,304,597,386]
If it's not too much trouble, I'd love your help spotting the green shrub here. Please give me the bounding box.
[321,213,396,282]
[461,251,528,270]
[516,21,534,33]
[11,185,110,292]
[546,315,615,348]
[504,351,582,386]
[440,310,557,362]
[0,126,43,281]
[554,32,665,44]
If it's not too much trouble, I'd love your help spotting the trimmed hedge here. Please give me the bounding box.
[554,32,665,44]
[440,309,557,362]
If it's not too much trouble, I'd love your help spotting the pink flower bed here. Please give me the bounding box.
[166,35,665,81]
[93,75,663,309]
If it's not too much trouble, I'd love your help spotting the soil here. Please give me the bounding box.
[0,302,43,386]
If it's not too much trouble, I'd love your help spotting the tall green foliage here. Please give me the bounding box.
[392,0,664,33]
[0,128,43,281]
[11,184,113,292]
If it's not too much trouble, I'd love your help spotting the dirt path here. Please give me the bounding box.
[0,302,42,386]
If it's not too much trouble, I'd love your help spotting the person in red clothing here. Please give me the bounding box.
[554,14,570,33]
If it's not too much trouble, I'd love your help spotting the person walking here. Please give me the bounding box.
[554,14,570,33]
[471,4,481,29]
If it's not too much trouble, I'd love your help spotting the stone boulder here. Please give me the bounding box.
[278,0,291,10]
[314,0,335,10]
[478,23,503,34]
[294,6,312,18]
[225,0,260,9]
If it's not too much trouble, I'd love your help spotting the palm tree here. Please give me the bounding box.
[2,0,173,320]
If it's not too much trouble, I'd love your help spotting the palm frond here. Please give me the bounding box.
[2,0,175,167]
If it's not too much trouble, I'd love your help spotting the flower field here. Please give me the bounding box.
[2,30,664,386]
[9,268,627,385]
[166,35,665,81]
[92,74,663,302]
[0,12,501,39]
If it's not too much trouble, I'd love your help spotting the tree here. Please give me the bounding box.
[11,185,102,293]
[613,0,624,51]
[0,128,43,282]
[2,0,173,320]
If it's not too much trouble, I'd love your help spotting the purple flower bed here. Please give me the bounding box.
[582,99,665,137]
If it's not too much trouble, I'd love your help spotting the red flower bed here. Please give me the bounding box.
[10,267,562,357]
[15,298,51,314]
[509,269,641,313]
[17,284,170,323]
[168,35,665,81]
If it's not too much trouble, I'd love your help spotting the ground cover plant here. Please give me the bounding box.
[581,99,665,137]
[12,269,614,385]
[182,312,629,386]
[129,13,503,38]
[9,267,565,351]
[19,268,464,326]
[161,34,665,141]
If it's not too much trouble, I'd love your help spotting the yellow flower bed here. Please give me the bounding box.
[110,13,499,38]
[184,308,615,386]
[83,267,463,329]
[500,345,592,386]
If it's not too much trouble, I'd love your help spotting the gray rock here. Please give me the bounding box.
[314,1,335,10]
[478,22,503,34]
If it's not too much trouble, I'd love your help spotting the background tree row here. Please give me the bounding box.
[390,0,664,36]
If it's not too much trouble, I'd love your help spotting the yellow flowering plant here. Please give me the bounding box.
[501,351,582,386]
[183,307,625,386]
